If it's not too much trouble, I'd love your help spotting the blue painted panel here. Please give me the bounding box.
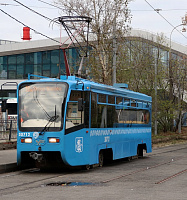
[63,129,90,166]
[17,131,65,164]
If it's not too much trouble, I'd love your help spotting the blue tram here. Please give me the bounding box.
[17,74,152,169]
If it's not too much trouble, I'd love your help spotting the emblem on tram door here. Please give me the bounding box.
[75,137,83,153]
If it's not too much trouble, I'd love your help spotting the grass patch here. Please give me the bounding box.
[152,127,187,148]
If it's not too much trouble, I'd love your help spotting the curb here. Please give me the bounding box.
[0,163,18,174]
[0,141,17,150]
[152,135,187,144]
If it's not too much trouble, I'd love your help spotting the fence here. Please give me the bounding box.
[0,120,17,141]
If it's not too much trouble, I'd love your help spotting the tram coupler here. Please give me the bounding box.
[29,152,43,162]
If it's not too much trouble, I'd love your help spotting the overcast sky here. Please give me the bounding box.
[129,0,187,45]
[0,0,187,46]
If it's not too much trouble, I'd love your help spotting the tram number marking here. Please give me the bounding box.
[104,136,110,143]
[19,132,30,137]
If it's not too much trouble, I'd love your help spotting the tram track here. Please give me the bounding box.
[1,154,185,196]
[100,144,187,184]
[100,155,187,184]
[0,144,186,196]
[0,170,72,196]
[155,168,187,184]
[0,168,40,178]
[150,144,187,156]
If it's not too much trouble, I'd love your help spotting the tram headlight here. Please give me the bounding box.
[48,138,60,143]
[21,138,32,143]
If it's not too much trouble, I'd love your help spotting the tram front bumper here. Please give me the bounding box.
[29,152,43,162]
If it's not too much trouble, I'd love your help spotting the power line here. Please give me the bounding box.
[13,0,60,24]
[0,3,18,6]
[131,9,187,12]
[37,0,66,11]
[144,0,187,40]
[0,2,56,9]
[0,8,60,44]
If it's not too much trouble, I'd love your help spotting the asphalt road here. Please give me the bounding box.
[0,143,186,200]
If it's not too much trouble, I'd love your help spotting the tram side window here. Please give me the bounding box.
[116,97,123,104]
[97,104,107,128]
[91,92,118,128]
[107,105,118,127]
[118,109,150,124]
[66,91,85,130]
[108,95,115,104]
[98,94,106,103]
[91,93,97,128]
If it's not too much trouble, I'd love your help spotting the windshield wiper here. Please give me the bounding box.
[39,115,59,135]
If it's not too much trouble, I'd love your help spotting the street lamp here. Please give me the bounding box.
[169,24,183,101]
[169,23,186,133]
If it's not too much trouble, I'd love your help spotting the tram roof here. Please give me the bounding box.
[62,76,152,103]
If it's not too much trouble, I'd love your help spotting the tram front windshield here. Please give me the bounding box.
[19,82,67,132]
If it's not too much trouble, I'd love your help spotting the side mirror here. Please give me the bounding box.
[78,98,84,111]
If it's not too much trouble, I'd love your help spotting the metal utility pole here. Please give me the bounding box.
[178,76,181,133]
[112,7,117,85]
[169,18,186,133]
[154,49,158,135]
[169,24,183,102]
[112,18,117,85]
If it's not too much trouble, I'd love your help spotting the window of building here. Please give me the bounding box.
[25,65,34,77]
[42,51,51,64]
[34,65,42,76]
[34,52,42,64]
[17,65,24,79]
[51,64,59,78]
[8,55,16,65]
[0,56,7,79]
[8,71,16,79]
[42,70,50,77]
[25,53,34,64]
[17,55,24,64]
[51,50,59,64]
[8,65,16,71]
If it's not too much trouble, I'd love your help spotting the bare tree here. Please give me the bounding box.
[116,33,184,133]
[54,0,132,84]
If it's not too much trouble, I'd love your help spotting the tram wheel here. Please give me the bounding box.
[137,145,143,158]
[99,151,104,167]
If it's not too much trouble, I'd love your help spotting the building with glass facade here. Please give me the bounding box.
[0,37,81,97]
[0,30,187,99]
